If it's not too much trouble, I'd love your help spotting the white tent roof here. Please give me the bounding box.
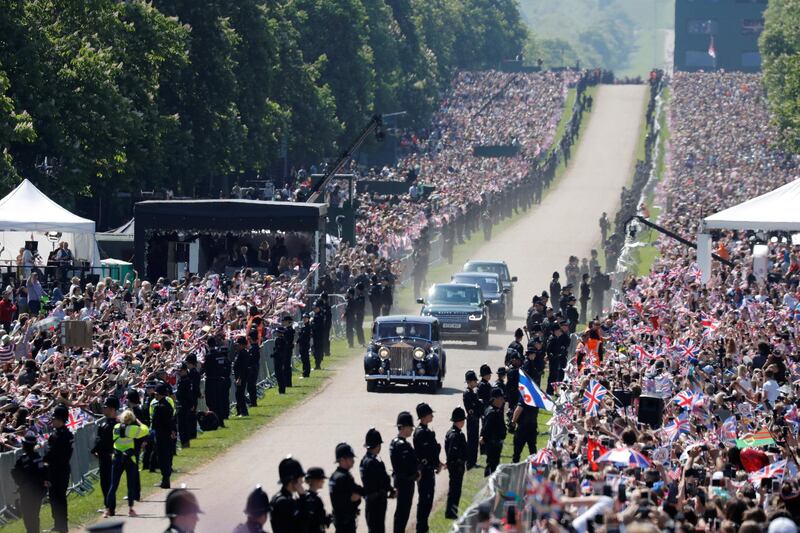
[703,177,800,232]
[0,179,95,232]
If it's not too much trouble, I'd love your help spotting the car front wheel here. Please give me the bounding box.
[366,380,377,393]
[477,330,489,349]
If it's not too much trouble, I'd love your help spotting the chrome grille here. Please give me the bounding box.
[390,343,414,374]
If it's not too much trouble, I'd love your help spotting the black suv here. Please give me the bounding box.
[463,260,518,317]
[363,316,446,393]
[417,283,490,348]
[451,271,508,331]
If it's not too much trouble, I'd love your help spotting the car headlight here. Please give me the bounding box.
[413,347,425,360]
[378,347,390,359]
[468,313,483,321]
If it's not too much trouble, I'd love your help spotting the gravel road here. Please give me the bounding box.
[102,84,647,533]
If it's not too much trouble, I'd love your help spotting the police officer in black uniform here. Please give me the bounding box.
[444,407,467,519]
[152,383,176,489]
[46,404,73,533]
[510,393,539,462]
[203,337,230,427]
[280,315,295,388]
[271,457,307,533]
[234,486,271,533]
[379,278,393,316]
[92,396,119,503]
[495,367,507,401]
[311,301,326,370]
[185,353,202,427]
[303,467,331,532]
[368,276,382,319]
[354,282,367,345]
[462,370,481,469]
[176,363,196,445]
[390,411,418,533]
[413,402,442,533]
[506,329,525,365]
[246,330,261,406]
[11,432,47,533]
[524,340,546,388]
[127,389,147,464]
[272,326,289,394]
[320,292,333,357]
[506,352,522,419]
[360,428,393,533]
[545,324,566,395]
[480,388,506,477]
[142,381,158,470]
[233,336,250,417]
[297,312,313,378]
[344,288,358,349]
[329,443,364,533]
[477,365,493,413]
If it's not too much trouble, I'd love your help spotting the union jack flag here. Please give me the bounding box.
[583,380,607,415]
[673,390,696,409]
[719,415,737,446]
[748,460,786,485]
[632,345,654,362]
[530,448,556,465]
[66,408,90,431]
[785,405,800,432]
[701,313,719,338]
[676,339,701,359]
[662,413,690,441]
[689,264,703,282]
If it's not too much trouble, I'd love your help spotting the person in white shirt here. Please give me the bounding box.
[762,369,779,405]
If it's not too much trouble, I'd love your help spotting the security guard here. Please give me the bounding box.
[92,396,119,505]
[234,486,271,533]
[360,428,394,533]
[494,367,507,401]
[462,370,481,469]
[11,432,47,533]
[329,443,364,532]
[272,326,289,394]
[354,282,367,345]
[390,411,418,533]
[185,353,203,426]
[152,383,176,489]
[271,456,307,533]
[510,394,539,462]
[320,292,333,357]
[444,407,468,519]
[477,364,493,412]
[506,329,525,364]
[176,363,196,445]
[480,388,506,476]
[204,337,231,426]
[106,409,149,516]
[246,330,261,406]
[233,336,250,417]
[311,301,326,370]
[524,341,546,389]
[45,404,73,533]
[506,352,523,419]
[344,288,358,349]
[280,315,295,388]
[297,313,313,378]
[413,403,442,533]
[303,467,331,532]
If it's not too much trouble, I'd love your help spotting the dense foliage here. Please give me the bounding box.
[0,0,526,203]
[760,0,800,154]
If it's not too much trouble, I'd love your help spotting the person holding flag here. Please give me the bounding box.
[511,369,554,462]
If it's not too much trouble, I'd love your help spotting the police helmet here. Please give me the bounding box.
[244,485,271,516]
[278,456,305,484]
[364,428,383,448]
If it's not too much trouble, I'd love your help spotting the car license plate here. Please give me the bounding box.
[442,323,462,329]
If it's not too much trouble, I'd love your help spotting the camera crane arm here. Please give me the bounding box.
[624,215,734,267]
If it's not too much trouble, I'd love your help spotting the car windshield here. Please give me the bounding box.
[465,263,510,281]
[452,275,499,294]
[376,322,431,339]
[427,285,482,305]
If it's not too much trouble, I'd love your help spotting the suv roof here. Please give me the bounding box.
[452,271,500,279]
[430,282,482,289]
[464,260,508,265]
[375,315,438,324]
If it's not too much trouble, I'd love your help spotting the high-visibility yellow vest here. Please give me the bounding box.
[149,396,175,420]
[113,423,150,452]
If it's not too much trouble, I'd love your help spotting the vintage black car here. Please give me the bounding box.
[451,271,508,331]
[363,316,446,393]
[463,260,518,317]
[417,282,491,348]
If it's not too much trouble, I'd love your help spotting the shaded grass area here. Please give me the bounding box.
[0,340,360,533]
[429,411,553,533]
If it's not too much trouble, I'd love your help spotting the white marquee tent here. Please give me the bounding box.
[697,177,800,282]
[0,179,100,267]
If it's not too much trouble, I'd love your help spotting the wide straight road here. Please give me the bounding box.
[110,84,646,532]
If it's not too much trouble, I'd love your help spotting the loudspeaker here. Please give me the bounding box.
[638,394,664,429]
[612,390,632,408]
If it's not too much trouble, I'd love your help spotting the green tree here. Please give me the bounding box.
[760,0,800,153]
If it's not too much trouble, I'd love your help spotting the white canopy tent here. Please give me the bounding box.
[697,177,800,282]
[0,179,100,267]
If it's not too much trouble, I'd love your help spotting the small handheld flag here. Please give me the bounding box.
[518,369,555,411]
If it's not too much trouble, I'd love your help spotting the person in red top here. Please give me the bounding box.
[0,292,16,332]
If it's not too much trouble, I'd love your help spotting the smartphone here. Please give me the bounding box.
[711,478,723,487]
[772,479,782,493]
[618,486,627,503]
[603,484,613,497]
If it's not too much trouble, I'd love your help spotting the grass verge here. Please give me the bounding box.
[0,339,360,533]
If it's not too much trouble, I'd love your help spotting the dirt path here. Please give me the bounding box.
[108,84,647,533]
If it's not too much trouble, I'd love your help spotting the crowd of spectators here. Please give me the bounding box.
[501,72,800,532]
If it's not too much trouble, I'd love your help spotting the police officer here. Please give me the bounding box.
[280,315,295,388]
[152,383,176,489]
[185,353,203,425]
[233,336,250,417]
[354,282,367,345]
[379,278,393,316]
[106,409,150,517]
[204,337,230,427]
[344,288,358,349]
[329,443,364,532]
[142,381,158,471]
[320,292,333,357]
[477,364,493,413]
[495,367,507,400]
[506,352,522,418]
[360,428,393,533]
[164,488,203,533]
[510,395,539,463]
[390,411,418,533]
[413,402,442,533]
[92,396,119,507]
[176,363,196,445]
[311,301,326,370]
[480,388,506,476]
[524,341,546,389]
[11,432,47,533]
[46,404,73,532]
[127,389,147,464]
[297,312,313,378]
[368,276,382,318]
[246,330,261,405]
[444,407,468,519]
[271,457,307,533]
[234,486,271,533]
[462,370,481,469]
[545,324,565,395]
[272,326,289,394]
[506,329,525,365]
[303,467,331,532]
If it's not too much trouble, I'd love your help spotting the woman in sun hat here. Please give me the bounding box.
[0,334,15,370]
